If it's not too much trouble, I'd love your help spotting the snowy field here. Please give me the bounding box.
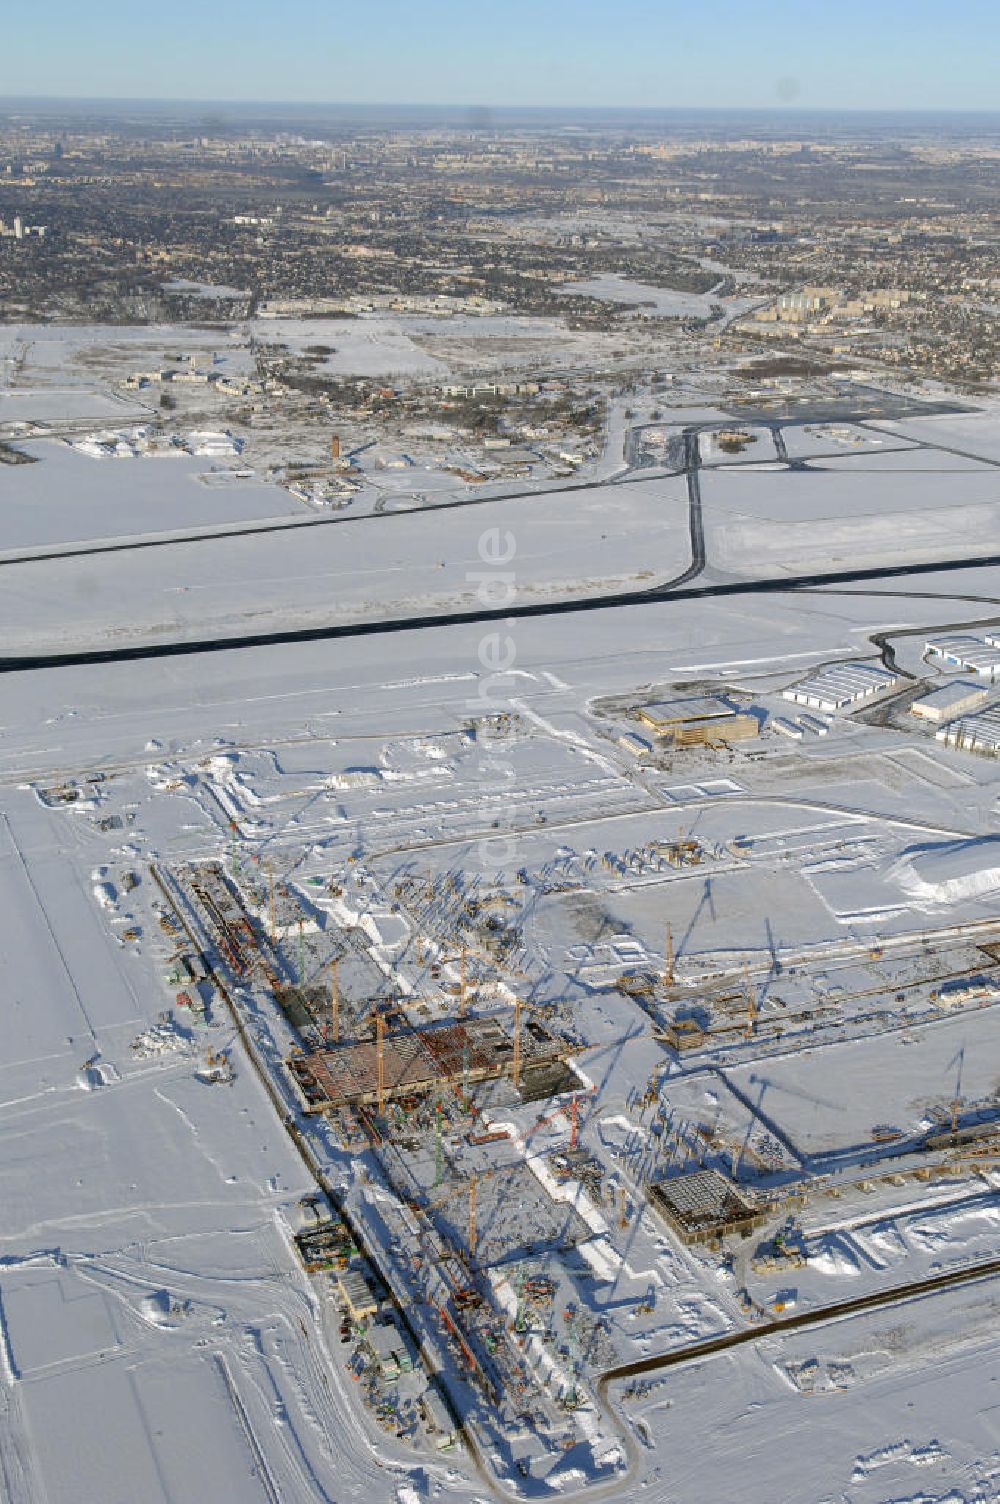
[8,405,1000,652]
[702,457,1000,576]
[777,421,912,459]
[0,386,150,428]
[0,440,301,551]
[250,310,664,378]
[0,474,690,653]
[252,314,451,377]
[0,323,256,384]
[556,273,759,324]
[876,403,1000,464]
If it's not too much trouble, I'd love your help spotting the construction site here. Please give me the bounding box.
[23,648,1000,1497]
[119,745,998,1489]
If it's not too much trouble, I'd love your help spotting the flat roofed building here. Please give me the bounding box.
[364,1321,416,1377]
[636,696,757,745]
[910,680,990,724]
[618,731,651,758]
[337,1268,379,1321]
[673,713,758,746]
[771,716,804,740]
[637,696,735,732]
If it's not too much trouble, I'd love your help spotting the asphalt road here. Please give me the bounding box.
[599,1252,1000,1393]
[5,396,998,677]
[4,546,1000,675]
[3,396,975,572]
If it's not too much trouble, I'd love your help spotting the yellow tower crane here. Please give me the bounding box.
[662,922,674,989]
[375,1011,386,1112]
[468,1171,479,1259]
[422,1167,501,1265]
[267,859,276,942]
[743,965,757,1039]
[512,996,523,1089]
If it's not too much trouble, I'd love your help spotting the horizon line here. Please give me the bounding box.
[1,95,999,117]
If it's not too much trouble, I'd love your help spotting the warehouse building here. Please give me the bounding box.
[364,1320,417,1380]
[618,731,651,758]
[936,707,1000,758]
[771,716,804,740]
[910,680,989,724]
[783,661,900,712]
[771,712,830,741]
[924,635,1000,684]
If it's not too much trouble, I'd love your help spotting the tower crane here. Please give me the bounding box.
[526,1091,587,1150]
[421,1166,502,1264]
[743,964,757,1039]
[662,922,675,989]
[329,955,340,1044]
[366,1009,387,1112]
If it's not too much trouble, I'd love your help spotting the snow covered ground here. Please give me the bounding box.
[702,457,1000,577]
[2,325,1000,1503]
[556,273,758,324]
[0,439,301,551]
[0,474,690,654]
[252,314,451,377]
[0,386,150,428]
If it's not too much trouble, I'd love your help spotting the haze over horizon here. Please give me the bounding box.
[4,0,998,113]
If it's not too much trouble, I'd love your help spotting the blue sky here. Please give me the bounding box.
[3,0,998,111]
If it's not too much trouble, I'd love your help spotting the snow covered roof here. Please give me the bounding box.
[637,695,735,728]
[783,661,898,710]
[936,707,1000,755]
[910,680,989,720]
[925,635,1000,680]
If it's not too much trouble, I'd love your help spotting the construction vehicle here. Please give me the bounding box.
[198,1048,234,1085]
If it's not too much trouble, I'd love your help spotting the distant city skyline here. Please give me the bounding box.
[4,0,999,113]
